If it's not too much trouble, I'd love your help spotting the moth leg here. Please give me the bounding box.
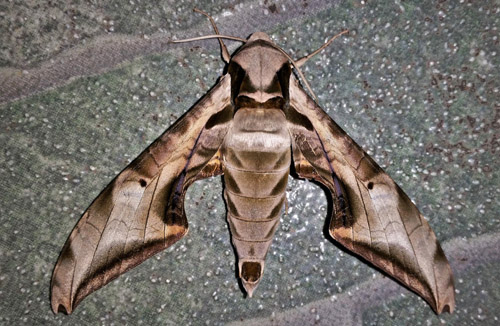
[194,8,231,63]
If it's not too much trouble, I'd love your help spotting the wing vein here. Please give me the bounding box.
[355,179,372,256]
[143,175,161,244]
[117,184,153,273]
[78,202,116,299]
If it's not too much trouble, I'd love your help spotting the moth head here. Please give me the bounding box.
[172,23,348,105]
[228,32,292,108]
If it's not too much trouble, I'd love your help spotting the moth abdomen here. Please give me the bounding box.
[221,107,291,296]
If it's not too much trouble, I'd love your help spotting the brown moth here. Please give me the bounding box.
[51,10,455,315]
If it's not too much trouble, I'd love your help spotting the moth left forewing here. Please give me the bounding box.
[287,76,455,314]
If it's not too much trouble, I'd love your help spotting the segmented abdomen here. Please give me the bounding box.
[222,108,291,266]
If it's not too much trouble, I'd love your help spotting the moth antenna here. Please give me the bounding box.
[270,46,319,102]
[170,35,247,44]
[193,8,231,63]
[295,29,349,68]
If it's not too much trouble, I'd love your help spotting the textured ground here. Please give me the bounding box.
[0,1,499,325]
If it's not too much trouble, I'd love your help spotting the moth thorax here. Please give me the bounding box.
[231,41,290,106]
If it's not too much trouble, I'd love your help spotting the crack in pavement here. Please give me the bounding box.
[226,232,500,326]
[0,0,340,105]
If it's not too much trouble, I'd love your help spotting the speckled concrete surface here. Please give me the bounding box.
[0,1,499,325]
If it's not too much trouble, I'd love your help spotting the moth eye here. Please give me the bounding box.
[139,179,147,187]
[367,182,374,190]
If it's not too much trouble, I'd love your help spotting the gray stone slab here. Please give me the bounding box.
[1,1,498,325]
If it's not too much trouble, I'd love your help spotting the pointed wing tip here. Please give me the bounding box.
[435,301,455,314]
[435,293,456,314]
[51,299,73,315]
[418,273,455,314]
[331,228,457,315]
[443,302,455,314]
[51,273,75,314]
[51,283,76,315]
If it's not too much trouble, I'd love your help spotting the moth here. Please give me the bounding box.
[51,9,455,315]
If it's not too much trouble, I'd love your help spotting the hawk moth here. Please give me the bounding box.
[51,10,455,315]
